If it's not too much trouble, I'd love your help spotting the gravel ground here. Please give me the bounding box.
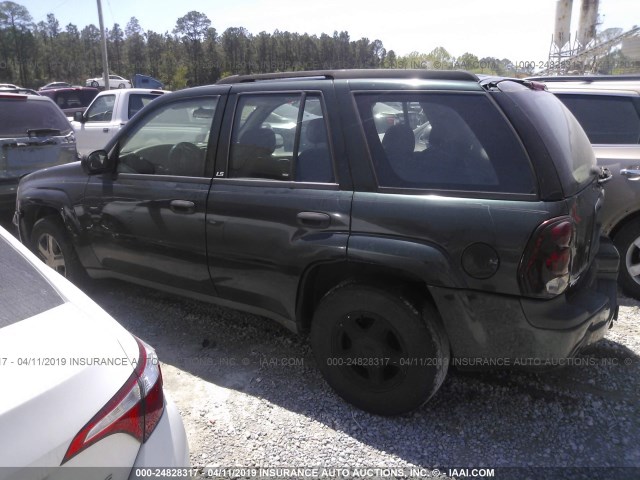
[76,278,640,480]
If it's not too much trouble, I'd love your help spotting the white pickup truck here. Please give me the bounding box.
[71,88,167,156]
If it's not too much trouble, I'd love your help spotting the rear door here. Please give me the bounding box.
[82,91,225,294]
[206,83,352,326]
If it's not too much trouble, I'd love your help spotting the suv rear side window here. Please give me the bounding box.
[554,93,640,144]
[0,98,72,137]
[229,93,335,183]
[355,93,535,194]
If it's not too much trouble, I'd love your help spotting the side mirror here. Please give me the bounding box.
[73,111,85,123]
[81,150,115,174]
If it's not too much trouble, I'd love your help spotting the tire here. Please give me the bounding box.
[613,221,640,299]
[310,283,449,415]
[91,81,99,88]
[31,217,87,284]
[118,83,126,89]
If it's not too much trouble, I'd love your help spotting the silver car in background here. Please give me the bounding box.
[0,92,77,216]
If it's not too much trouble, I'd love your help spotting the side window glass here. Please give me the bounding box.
[85,94,115,122]
[297,97,334,183]
[557,94,640,144]
[127,94,159,119]
[116,97,218,177]
[355,93,535,194]
[228,93,334,183]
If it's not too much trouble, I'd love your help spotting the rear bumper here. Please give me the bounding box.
[430,237,619,366]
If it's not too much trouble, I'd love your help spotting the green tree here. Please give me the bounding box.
[0,1,33,85]
[174,11,211,84]
[125,17,146,75]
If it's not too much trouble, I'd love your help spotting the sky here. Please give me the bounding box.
[17,0,639,63]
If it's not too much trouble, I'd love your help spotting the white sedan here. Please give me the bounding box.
[0,225,189,479]
[86,74,131,89]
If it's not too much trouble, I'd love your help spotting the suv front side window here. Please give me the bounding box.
[116,97,218,177]
[228,93,335,183]
[355,92,535,194]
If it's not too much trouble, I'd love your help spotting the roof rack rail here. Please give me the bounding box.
[217,69,478,84]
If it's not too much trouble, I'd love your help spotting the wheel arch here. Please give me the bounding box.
[19,195,81,244]
[296,260,444,335]
[609,210,640,240]
[295,235,464,334]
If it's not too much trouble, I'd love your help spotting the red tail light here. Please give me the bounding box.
[62,337,164,464]
[519,217,575,298]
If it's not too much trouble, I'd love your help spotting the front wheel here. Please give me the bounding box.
[310,283,449,415]
[613,221,640,299]
[31,217,87,284]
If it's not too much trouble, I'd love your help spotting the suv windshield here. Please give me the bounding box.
[0,98,72,138]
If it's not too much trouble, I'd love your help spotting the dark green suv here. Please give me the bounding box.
[14,70,619,415]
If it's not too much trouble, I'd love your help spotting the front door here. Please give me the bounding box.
[82,94,223,294]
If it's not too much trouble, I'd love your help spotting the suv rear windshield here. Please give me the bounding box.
[497,82,596,197]
[0,97,72,137]
[355,92,535,194]
[0,234,64,327]
[554,93,640,144]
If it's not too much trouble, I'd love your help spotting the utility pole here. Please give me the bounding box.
[97,0,110,90]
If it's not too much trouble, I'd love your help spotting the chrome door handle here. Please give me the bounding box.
[297,212,331,228]
[620,168,640,181]
[170,200,195,214]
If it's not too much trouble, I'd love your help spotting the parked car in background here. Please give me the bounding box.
[39,86,100,117]
[0,92,76,216]
[85,74,131,89]
[39,81,73,91]
[132,74,164,89]
[0,225,188,479]
[71,88,167,156]
[0,87,40,96]
[0,83,18,89]
[530,75,640,299]
[15,70,618,415]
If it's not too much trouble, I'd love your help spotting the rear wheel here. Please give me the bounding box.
[613,221,640,299]
[31,217,87,283]
[118,83,126,89]
[310,283,449,415]
[90,81,99,88]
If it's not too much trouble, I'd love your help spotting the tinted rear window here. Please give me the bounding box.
[500,85,596,196]
[49,90,98,109]
[127,94,162,119]
[355,92,535,194]
[554,93,640,144]
[0,234,64,328]
[0,98,72,137]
